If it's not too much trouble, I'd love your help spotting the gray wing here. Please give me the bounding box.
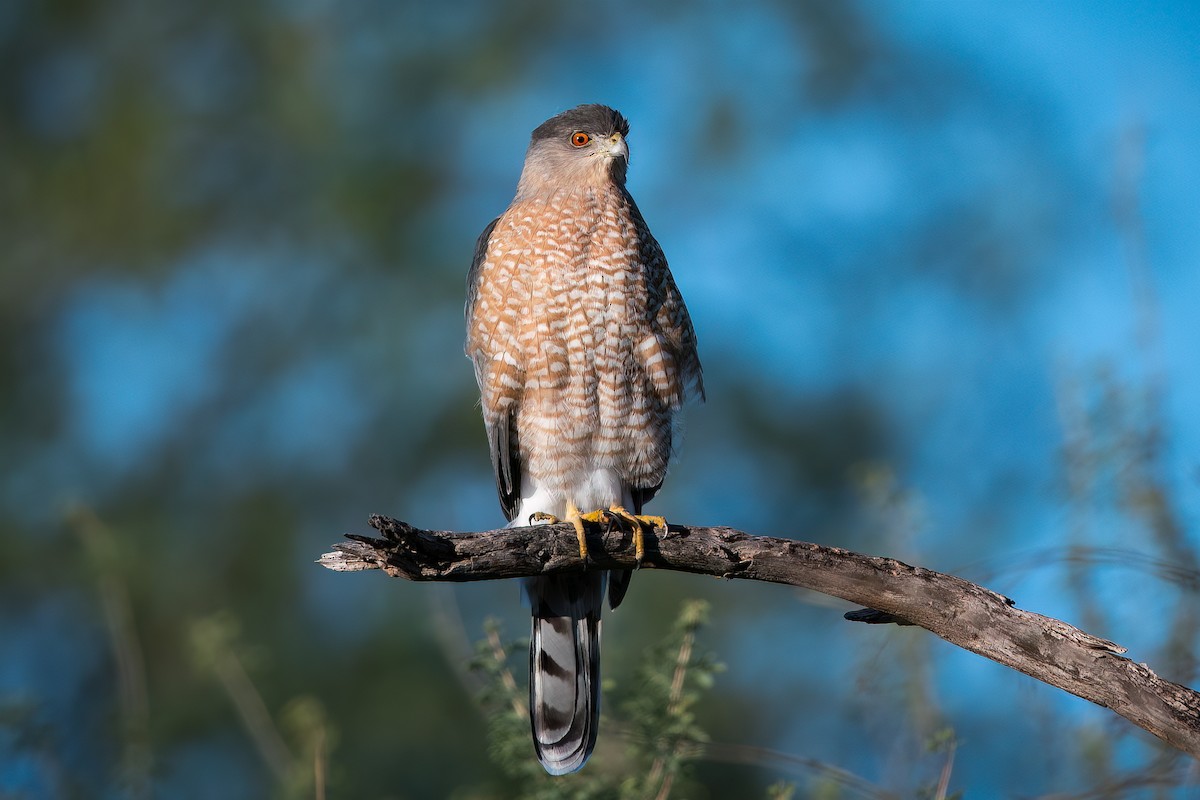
[465,217,522,521]
[464,217,499,331]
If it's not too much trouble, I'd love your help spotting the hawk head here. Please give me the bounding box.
[517,104,631,195]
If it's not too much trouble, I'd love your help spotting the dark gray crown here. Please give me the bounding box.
[531,104,630,143]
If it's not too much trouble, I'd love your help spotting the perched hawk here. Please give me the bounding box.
[465,104,703,774]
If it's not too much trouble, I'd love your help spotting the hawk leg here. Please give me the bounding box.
[529,505,666,566]
[530,503,592,563]
[586,505,665,567]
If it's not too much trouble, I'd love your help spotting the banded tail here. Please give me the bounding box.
[525,572,607,774]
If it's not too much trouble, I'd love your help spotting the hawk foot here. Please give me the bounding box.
[529,507,666,567]
[529,510,591,564]
[582,506,665,567]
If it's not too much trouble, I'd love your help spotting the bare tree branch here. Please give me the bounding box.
[320,514,1200,759]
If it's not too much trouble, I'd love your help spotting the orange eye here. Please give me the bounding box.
[571,131,590,147]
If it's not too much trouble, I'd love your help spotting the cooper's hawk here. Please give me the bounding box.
[465,104,703,774]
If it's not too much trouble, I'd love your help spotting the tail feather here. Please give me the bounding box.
[526,573,605,775]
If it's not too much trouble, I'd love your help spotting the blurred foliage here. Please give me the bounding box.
[765,782,796,800]
[2,0,1199,797]
[616,600,721,799]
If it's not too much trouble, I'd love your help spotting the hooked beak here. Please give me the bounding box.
[600,133,628,160]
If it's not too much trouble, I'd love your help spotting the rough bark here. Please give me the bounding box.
[320,514,1200,759]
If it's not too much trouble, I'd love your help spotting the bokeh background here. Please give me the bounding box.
[4,1,1200,797]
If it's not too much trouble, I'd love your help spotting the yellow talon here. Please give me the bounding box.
[566,502,590,563]
[529,508,591,563]
[533,505,666,566]
[603,506,666,567]
[572,517,589,562]
[637,515,666,564]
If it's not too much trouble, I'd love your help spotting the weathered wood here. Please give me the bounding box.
[320,514,1200,759]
